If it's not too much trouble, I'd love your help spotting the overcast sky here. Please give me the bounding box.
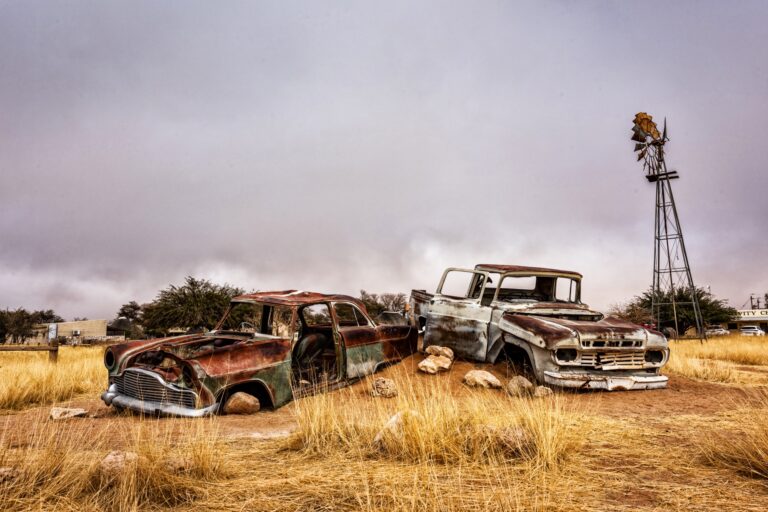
[1,1,766,319]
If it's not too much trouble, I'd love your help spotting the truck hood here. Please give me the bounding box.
[499,313,658,349]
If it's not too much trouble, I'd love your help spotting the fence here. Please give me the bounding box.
[0,337,59,362]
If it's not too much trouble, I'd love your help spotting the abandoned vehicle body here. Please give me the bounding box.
[102,291,417,416]
[411,264,669,391]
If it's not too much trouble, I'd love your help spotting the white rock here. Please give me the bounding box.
[49,407,87,420]
[374,410,420,445]
[223,392,261,414]
[463,370,502,389]
[533,386,554,397]
[506,376,535,396]
[417,355,452,374]
[371,377,397,398]
[425,345,454,360]
[100,451,139,476]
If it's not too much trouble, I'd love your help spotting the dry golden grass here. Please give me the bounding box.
[0,346,105,410]
[701,389,768,481]
[293,375,584,469]
[0,417,229,511]
[676,335,768,366]
[665,351,741,383]
[666,335,768,384]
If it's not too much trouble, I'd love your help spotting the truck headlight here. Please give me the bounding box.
[644,350,664,363]
[556,348,577,362]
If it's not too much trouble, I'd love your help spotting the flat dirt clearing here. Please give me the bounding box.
[2,351,768,511]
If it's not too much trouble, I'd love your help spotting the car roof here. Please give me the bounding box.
[232,290,367,309]
[474,264,582,279]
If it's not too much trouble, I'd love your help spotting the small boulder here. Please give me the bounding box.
[463,370,502,389]
[497,426,531,455]
[164,455,193,473]
[533,386,554,397]
[371,377,397,398]
[374,410,420,446]
[506,376,535,397]
[417,354,452,374]
[0,467,19,484]
[49,407,87,420]
[100,451,139,477]
[425,345,454,360]
[223,392,261,414]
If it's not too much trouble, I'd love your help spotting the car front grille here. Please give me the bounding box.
[579,351,645,369]
[116,368,197,408]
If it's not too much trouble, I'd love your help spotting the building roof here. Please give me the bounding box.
[474,264,582,278]
[232,290,366,308]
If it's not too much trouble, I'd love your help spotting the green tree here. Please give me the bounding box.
[117,301,142,323]
[1,308,35,344]
[614,287,737,334]
[142,277,244,336]
[360,290,407,318]
[0,311,7,344]
[30,309,64,324]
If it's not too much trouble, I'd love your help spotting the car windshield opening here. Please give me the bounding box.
[218,302,294,337]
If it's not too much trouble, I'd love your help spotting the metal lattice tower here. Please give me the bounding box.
[631,113,705,338]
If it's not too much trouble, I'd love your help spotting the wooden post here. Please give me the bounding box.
[49,337,59,363]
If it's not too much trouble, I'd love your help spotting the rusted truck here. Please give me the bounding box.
[102,290,417,416]
[410,264,669,391]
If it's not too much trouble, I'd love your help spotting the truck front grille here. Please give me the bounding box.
[579,351,645,369]
[116,368,197,408]
[581,339,643,348]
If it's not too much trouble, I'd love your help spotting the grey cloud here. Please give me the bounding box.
[1,1,766,319]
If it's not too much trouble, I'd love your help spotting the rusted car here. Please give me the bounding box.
[410,264,669,391]
[102,290,417,416]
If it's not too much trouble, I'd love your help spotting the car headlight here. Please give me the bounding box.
[104,348,116,370]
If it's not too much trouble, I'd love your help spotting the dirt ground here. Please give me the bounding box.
[1,353,763,447]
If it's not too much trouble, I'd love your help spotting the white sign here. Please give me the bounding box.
[47,323,58,341]
[737,310,768,322]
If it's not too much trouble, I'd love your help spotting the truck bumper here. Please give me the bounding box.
[542,371,668,391]
[101,384,218,417]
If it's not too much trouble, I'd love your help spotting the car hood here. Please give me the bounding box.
[110,332,292,378]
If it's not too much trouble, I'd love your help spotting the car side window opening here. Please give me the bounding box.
[440,270,486,300]
[269,306,294,337]
[302,304,333,327]
[333,303,371,328]
[555,277,578,303]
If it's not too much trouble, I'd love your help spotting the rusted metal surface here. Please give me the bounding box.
[475,264,583,279]
[411,264,669,391]
[102,291,416,417]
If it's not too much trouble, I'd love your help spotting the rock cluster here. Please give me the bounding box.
[506,375,535,396]
[100,451,139,477]
[371,377,398,398]
[223,392,261,414]
[49,407,87,420]
[463,370,502,389]
[373,410,420,446]
[418,345,454,374]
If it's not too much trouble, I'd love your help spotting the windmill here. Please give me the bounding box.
[631,113,705,339]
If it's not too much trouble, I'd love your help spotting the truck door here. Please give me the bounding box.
[332,302,381,379]
[424,269,493,361]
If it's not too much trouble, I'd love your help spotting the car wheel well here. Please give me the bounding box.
[218,381,274,411]
[499,338,536,377]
